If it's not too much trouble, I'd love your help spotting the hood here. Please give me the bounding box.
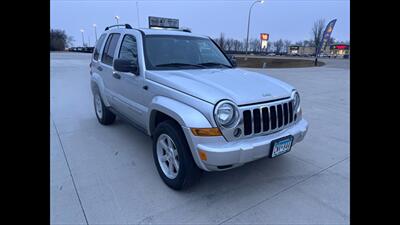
[145,68,294,106]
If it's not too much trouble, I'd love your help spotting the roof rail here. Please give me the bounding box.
[105,24,133,31]
[149,27,191,33]
[180,27,191,33]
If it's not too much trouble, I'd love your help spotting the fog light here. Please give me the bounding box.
[233,128,242,137]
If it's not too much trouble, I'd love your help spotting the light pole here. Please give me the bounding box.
[245,0,264,57]
[93,24,97,42]
[80,29,85,47]
[115,16,120,24]
[136,1,140,27]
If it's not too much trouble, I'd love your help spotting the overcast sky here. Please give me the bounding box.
[50,0,350,47]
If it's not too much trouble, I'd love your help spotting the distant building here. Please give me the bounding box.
[288,43,349,58]
[288,46,316,56]
[329,44,350,58]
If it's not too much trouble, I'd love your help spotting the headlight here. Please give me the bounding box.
[214,100,240,128]
[292,91,300,111]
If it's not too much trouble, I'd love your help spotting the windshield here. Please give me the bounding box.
[144,35,232,70]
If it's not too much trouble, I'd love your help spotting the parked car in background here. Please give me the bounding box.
[68,47,94,53]
[318,53,330,58]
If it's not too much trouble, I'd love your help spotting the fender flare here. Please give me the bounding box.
[147,96,213,135]
[90,74,111,107]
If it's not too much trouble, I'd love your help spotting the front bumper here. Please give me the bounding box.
[183,119,308,171]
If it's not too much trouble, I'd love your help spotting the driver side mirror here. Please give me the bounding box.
[113,59,139,75]
[228,55,237,68]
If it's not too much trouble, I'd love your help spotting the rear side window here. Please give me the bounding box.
[101,33,121,66]
[93,34,106,61]
[118,35,137,63]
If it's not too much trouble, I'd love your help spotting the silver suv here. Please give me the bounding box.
[90,24,308,189]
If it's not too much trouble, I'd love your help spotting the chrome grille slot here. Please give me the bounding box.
[253,108,261,134]
[283,103,289,125]
[277,104,283,127]
[262,107,269,132]
[243,110,252,135]
[270,106,277,130]
[289,101,293,123]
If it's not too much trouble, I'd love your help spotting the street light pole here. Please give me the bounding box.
[93,24,97,42]
[136,1,141,27]
[115,16,120,24]
[80,29,85,47]
[245,0,264,57]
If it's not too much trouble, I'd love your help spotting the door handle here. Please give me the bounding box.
[113,72,121,79]
[97,66,103,71]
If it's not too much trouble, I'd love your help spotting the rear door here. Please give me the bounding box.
[90,33,107,85]
[99,33,121,108]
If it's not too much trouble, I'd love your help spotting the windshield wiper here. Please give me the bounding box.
[155,63,206,68]
[198,62,232,68]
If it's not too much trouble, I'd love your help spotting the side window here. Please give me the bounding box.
[101,33,121,66]
[118,35,138,64]
[93,34,106,61]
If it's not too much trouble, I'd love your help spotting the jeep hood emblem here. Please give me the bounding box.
[262,93,272,97]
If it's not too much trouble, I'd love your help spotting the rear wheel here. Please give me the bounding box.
[153,120,201,190]
[94,93,116,125]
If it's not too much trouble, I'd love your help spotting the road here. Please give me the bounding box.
[51,52,349,225]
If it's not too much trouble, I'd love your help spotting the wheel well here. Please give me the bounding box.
[150,111,181,136]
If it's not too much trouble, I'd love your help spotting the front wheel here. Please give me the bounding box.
[153,120,201,190]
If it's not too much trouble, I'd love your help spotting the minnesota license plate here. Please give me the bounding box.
[270,136,294,158]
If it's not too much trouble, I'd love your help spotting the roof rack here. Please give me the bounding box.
[180,27,191,33]
[105,24,133,31]
[149,27,191,33]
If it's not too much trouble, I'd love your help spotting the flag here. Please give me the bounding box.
[317,19,337,55]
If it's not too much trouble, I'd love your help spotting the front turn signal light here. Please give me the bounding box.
[191,128,222,136]
[198,150,208,161]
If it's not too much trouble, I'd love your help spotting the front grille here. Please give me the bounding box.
[243,100,295,136]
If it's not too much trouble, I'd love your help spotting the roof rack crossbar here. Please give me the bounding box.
[105,24,133,31]
[149,27,191,33]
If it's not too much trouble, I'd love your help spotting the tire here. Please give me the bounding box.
[153,120,201,190]
[93,92,116,125]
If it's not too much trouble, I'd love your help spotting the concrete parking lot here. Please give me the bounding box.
[50,52,349,225]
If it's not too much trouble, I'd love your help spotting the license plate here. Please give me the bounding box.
[270,136,294,158]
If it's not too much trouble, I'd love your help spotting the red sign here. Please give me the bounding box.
[335,45,347,50]
[260,33,269,41]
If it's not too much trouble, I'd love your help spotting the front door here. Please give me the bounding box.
[113,34,146,127]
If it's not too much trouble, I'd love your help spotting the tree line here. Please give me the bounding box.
[213,32,349,55]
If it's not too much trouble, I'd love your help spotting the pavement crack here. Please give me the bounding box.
[52,119,90,225]
[218,156,349,225]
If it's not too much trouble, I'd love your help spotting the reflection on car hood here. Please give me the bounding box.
[145,68,294,105]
